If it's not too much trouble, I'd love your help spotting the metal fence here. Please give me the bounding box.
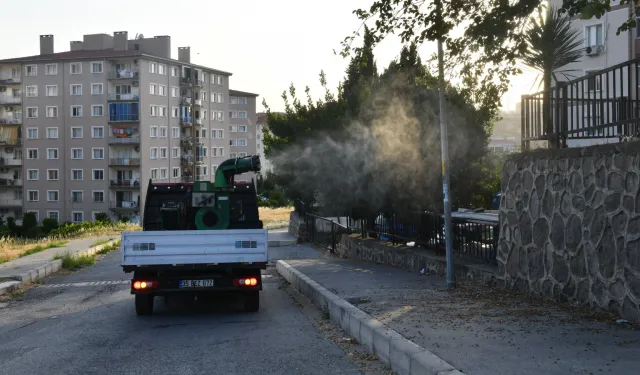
[522,56,640,150]
[297,202,498,264]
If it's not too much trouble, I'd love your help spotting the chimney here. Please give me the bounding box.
[178,47,190,63]
[114,31,129,51]
[40,35,54,55]
[70,41,83,51]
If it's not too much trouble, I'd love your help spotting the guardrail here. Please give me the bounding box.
[108,137,140,145]
[0,199,22,206]
[107,93,140,101]
[109,114,139,123]
[109,158,140,166]
[108,70,139,80]
[0,96,21,104]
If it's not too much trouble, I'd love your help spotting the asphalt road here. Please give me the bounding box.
[0,246,373,375]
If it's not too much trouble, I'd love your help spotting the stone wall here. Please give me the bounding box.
[289,211,306,240]
[499,141,640,322]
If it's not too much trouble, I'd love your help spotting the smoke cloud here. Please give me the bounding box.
[268,76,487,218]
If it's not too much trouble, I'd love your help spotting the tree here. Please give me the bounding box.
[522,5,583,141]
[560,0,639,36]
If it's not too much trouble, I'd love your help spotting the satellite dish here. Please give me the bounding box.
[137,34,144,39]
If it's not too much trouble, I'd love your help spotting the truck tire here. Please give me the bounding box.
[135,294,154,315]
[243,292,259,312]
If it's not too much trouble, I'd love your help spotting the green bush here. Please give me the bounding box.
[42,218,59,235]
[22,212,37,232]
[6,217,18,237]
[94,212,110,223]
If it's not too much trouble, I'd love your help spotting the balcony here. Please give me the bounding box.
[180,117,192,126]
[108,114,139,123]
[181,97,192,106]
[181,176,194,183]
[0,178,22,187]
[180,77,203,88]
[194,118,202,126]
[108,93,140,102]
[0,156,22,166]
[109,158,141,166]
[0,117,21,125]
[109,136,140,145]
[108,70,139,80]
[0,138,22,146]
[0,96,21,105]
[109,200,140,211]
[0,77,20,85]
[109,179,141,189]
[194,99,202,107]
[0,199,22,207]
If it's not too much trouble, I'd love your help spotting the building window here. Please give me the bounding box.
[71,127,83,138]
[173,167,180,178]
[150,168,158,180]
[238,125,248,132]
[93,169,104,180]
[70,62,82,74]
[160,126,168,138]
[217,94,223,103]
[229,152,237,158]
[238,152,247,157]
[93,191,104,203]
[71,170,83,181]
[47,211,59,221]
[47,169,59,180]
[229,139,237,146]
[160,147,168,159]
[172,67,178,77]
[159,106,167,117]
[46,127,58,139]
[91,83,103,95]
[71,148,83,159]
[45,64,57,75]
[45,85,58,96]
[172,147,180,158]
[92,126,104,138]
[25,65,37,76]
[229,125,237,133]
[46,148,59,160]
[72,191,83,203]
[149,62,157,74]
[218,111,224,121]
[150,83,157,95]
[150,126,158,137]
[27,169,39,180]
[237,139,247,147]
[72,212,84,224]
[160,168,168,179]
[159,85,167,96]
[217,129,224,139]
[238,111,247,119]
[26,86,37,97]
[91,62,103,73]
[92,148,104,160]
[217,76,223,85]
[150,147,158,159]
[28,190,39,202]
[71,105,83,117]
[27,148,38,159]
[172,107,179,118]
[202,91,207,102]
[91,105,104,117]
[26,107,38,118]
[27,128,38,139]
[158,64,166,75]
[150,105,158,116]
[211,93,216,102]
[47,190,59,202]
[70,84,82,96]
[46,106,58,118]
[172,87,179,97]
[585,24,603,47]
[172,127,180,138]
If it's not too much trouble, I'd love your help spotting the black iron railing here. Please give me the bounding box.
[305,213,351,253]
[522,56,640,149]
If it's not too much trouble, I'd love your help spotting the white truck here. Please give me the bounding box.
[120,155,268,315]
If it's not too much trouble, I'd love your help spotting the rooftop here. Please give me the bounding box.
[229,89,259,97]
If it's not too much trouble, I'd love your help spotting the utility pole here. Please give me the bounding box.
[436,0,456,288]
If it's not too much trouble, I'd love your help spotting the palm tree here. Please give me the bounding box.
[522,5,584,146]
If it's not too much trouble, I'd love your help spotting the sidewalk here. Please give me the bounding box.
[282,256,640,375]
[0,236,116,294]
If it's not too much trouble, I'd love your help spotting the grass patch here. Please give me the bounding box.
[54,252,96,271]
[18,241,67,258]
[259,206,292,226]
[96,241,121,255]
[91,238,113,247]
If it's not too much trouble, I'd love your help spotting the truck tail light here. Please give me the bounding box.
[233,277,258,287]
[133,280,158,290]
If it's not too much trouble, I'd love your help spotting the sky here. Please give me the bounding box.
[1,0,536,113]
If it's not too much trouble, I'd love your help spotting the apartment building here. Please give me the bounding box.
[228,90,259,182]
[0,32,259,224]
[549,0,635,147]
[256,112,274,173]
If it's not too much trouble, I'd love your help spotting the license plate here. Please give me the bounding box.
[179,279,214,288]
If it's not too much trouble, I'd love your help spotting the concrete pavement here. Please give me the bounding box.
[0,243,389,375]
[279,257,640,375]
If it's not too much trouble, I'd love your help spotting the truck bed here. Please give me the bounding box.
[121,229,268,267]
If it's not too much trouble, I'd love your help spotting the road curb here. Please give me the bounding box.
[0,238,119,297]
[276,260,466,375]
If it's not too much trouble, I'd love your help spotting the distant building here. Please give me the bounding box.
[488,136,520,153]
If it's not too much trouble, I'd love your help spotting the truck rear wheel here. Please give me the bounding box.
[135,294,154,315]
[243,292,259,312]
